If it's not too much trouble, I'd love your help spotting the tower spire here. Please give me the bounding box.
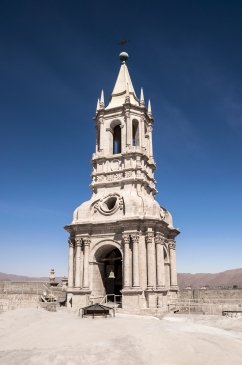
[100,90,105,108]
[96,98,100,113]
[106,52,139,109]
[148,99,152,116]
[140,87,145,106]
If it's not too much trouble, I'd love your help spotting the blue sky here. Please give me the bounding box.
[0,0,241,276]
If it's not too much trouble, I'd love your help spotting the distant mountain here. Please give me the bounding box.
[1,269,242,289]
[0,272,62,282]
[178,268,242,289]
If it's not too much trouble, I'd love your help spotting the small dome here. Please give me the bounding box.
[119,52,129,62]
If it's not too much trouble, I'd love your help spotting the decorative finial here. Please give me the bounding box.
[100,90,105,108]
[119,51,129,63]
[96,98,100,113]
[148,99,152,115]
[140,87,145,106]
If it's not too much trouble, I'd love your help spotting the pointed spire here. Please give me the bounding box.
[140,87,145,106]
[96,98,100,113]
[148,99,152,116]
[106,52,139,109]
[99,90,105,108]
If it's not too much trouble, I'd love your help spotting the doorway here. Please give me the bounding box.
[95,246,122,302]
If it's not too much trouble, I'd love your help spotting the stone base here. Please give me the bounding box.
[145,289,157,308]
[67,289,91,310]
[66,286,179,312]
[121,288,144,310]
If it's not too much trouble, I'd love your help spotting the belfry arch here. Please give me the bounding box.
[92,242,123,300]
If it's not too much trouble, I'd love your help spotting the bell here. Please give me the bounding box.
[108,269,115,279]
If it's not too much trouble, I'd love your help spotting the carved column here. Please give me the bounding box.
[68,238,74,288]
[120,124,125,154]
[131,233,140,288]
[140,116,145,149]
[82,237,91,289]
[146,231,156,288]
[99,116,104,152]
[169,240,178,287]
[155,233,165,288]
[125,110,131,148]
[122,234,130,288]
[148,125,153,158]
[74,238,82,288]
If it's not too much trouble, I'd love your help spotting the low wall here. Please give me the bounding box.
[179,288,242,301]
[0,281,47,294]
[0,294,40,311]
[0,281,67,311]
[176,288,242,314]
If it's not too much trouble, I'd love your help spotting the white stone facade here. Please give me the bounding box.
[65,52,180,311]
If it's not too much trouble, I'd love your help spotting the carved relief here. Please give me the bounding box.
[110,159,121,171]
[106,173,122,181]
[125,170,132,178]
[94,193,124,216]
[96,175,105,182]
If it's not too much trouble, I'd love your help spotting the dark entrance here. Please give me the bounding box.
[100,248,122,300]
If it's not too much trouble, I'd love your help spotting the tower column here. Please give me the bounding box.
[125,110,131,148]
[82,237,91,289]
[140,116,145,150]
[68,238,74,288]
[148,125,153,158]
[146,231,156,288]
[74,238,82,288]
[122,234,131,288]
[155,233,165,288]
[169,240,178,287]
[131,233,140,287]
[99,116,104,152]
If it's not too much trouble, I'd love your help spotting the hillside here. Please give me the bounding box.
[0,272,61,282]
[178,268,242,289]
[1,269,242,288]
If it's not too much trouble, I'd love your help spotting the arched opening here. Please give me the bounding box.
[113,125,121,154]
[132,120,139,146]
[94,245,122,302]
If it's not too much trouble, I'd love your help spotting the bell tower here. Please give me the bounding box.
[65,52,180,312]
[91,52,157,210]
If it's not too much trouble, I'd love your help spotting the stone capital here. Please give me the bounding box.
[130,232,139,244]
[169,240,176,250]
[82,237,91,246]
[155,232,165,245]
[122,234,130,245]
[145,231,154,244]
[68,238,75,248]
[75,237,82,247]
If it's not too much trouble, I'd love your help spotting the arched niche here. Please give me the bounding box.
[110,120,122,155]
[132,119,139,146]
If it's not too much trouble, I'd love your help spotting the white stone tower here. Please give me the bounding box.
[65,52,179,311]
